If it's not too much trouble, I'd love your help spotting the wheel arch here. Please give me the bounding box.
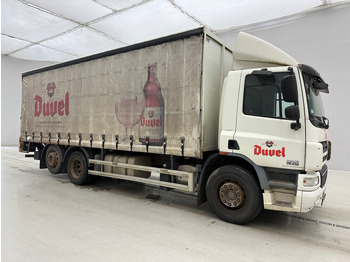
[197,153,268,205]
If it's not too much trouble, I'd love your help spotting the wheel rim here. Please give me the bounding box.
[69,158,83,179]
[47,151,58,168]
[219,181,245,208]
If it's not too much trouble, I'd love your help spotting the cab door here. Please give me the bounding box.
[234,66,305,170]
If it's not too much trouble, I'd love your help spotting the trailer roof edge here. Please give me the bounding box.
[22,27,205,77]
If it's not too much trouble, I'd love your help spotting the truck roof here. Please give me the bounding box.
[23,27,205,77]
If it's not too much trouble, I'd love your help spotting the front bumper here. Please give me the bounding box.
[263,165,328,213]
[300,184,327,212]
[300,164,328,212]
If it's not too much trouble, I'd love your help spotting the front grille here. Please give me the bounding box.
[320,164,328,188]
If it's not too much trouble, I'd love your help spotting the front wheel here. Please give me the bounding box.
[206,165,263,224]
[67,151,94,185]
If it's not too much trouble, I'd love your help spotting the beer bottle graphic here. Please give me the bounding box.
[139,63,164,146]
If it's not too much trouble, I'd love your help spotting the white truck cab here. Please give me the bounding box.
[219,33,330,214]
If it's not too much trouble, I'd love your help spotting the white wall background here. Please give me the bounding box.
[1,3,349,170]
[217,3,350,171]
[1,55,55,145]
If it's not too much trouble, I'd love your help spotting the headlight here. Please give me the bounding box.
[303,176,319,187]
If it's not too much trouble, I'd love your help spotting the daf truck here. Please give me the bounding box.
[19,28,331,224]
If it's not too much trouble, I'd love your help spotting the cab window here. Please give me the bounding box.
[243,72,294,118]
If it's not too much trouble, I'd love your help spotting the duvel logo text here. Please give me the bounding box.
[254,145,286,157]
[34,82,69,117]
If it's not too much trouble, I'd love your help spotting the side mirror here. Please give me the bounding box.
[281,75,298,103]
[285,105,300,120]
[285,105,301,130]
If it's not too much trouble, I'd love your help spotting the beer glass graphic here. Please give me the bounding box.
[115,91,145,141]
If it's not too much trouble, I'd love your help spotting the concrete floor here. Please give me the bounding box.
[1,146,350,262]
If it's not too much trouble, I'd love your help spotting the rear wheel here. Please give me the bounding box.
[206,165,262,224]
[45,145,62,174]
[67,151,93,185]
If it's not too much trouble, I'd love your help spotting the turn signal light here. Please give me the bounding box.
[303,176,319,187]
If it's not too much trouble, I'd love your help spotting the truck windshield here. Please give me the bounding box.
[302,72,329,129]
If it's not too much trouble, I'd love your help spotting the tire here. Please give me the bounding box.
[67,151,93,185]
[206,165,263,224]
[45,145,63,174]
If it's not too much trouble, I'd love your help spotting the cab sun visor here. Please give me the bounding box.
[299,64,329,93]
